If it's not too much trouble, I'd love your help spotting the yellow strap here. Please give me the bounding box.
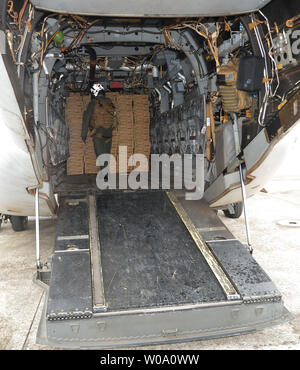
[278,100,287,110]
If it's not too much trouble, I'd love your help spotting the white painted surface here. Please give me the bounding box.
[0,56,53,217]
[274,123,300,178]
[208,119,300,207]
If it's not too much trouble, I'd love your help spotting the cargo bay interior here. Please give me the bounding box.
[28,15,269,192]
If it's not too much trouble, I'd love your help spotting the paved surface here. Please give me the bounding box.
[0,177,299,350]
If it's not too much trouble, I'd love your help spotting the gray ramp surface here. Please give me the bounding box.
[97,191,226,310]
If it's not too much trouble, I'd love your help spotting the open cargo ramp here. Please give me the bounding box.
[36,190,291,348]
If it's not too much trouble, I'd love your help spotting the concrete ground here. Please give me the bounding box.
[0,176,299,350]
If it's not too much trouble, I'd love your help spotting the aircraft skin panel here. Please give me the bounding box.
[206,119,300,207]
[0,56,54,217]
[30,0,272,17]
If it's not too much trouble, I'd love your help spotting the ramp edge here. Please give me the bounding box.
[36,295,292,349]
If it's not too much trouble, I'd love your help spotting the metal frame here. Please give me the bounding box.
[239,164,253,251]
[36,295,291,348]
[30,0,272,18]
[35,188,42,269]
[88,194,107,312]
